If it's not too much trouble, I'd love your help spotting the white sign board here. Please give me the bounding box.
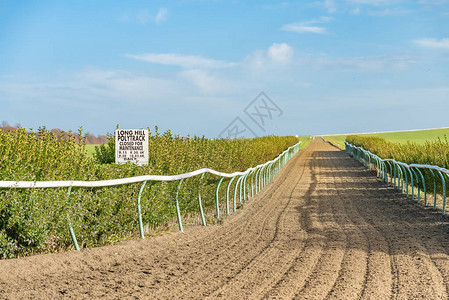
[115,129,149,165]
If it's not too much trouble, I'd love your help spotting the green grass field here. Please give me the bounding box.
[85,144,99,157]
[297,136,313,150]
[323,127,449,149]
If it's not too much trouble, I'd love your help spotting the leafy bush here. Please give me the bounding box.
[346,135,449,197]
[0,126,297,258]
[93,132,115,164]
[346,135,449,167]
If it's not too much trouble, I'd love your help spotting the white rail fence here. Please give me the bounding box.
[0,142,301,251]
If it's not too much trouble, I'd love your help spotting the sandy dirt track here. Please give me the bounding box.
[2,139,449,299]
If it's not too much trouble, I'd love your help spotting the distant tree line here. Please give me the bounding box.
[0,121,108,144]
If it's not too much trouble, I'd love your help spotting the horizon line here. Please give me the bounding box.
[317,126,449,137]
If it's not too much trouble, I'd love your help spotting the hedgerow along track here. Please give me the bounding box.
[2,138,449,299]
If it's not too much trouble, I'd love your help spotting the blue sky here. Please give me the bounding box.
[1,0,448,137]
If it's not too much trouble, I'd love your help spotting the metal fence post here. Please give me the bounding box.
[65,187,80,251]
[175,179,184,232]
[215,177,224,220]
[198,174,207,226]
[137,181,147,239]
[226,176,236,215]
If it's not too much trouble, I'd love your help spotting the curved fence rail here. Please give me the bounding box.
[345,141,449,215]
[0,142,301,251]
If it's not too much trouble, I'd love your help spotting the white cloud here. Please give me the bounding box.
[0,69,242,136]
[351,7,362,14]
[3,42,443,136]
[178,69,217,93]
[127,42,416,78]
[414,38,449,50]
[282,24,326,34]
[267,43,294,63]
[119,8,168,25]
[77,69,176,100]
[281,17,333,34]
[178,69,239,94]
[346,0,402,5]
[368,7,412,16]
[0,69,180,115]
[244,43,295,70]
[314,16,335,23]
[417,0,449,4]
[324,0,337,12]
[314,0,338,13]
[126,53,236,69]
[301,54,418,72]
[136,10,151,24]
[154,8,167,25]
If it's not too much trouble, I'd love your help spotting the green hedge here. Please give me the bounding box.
[0,127,297,258]
[346,135,449,167]
[346,135,449,200]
